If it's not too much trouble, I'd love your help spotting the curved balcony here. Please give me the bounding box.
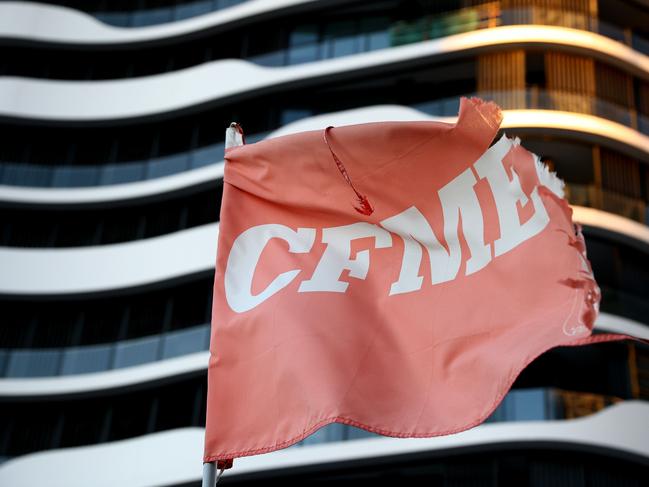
[237,6,649,69]
[0,0,305,45]
[2,2,649,62]
[93,0,248,27]
[1,91,648,191]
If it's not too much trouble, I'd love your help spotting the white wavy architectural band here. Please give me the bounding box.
[0,0,319,45]
[1,26,648,122]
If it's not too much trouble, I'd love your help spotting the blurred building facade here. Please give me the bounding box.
[0,0,648,485]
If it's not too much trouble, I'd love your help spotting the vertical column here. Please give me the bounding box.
[595,62,636,128]
[600,148,643,221]
[477,50,526,109]
[545,52,595,114]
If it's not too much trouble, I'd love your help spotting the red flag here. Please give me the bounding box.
[205,98,610,466]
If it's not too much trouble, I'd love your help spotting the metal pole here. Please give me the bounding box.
[202,462,217,487]
[201,122,242,487]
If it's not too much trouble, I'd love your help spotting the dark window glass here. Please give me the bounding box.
[59,405,106,448]
[60,345,112,375]
[31,306,80,348]
[175,1,213,21]
[170,280,211,330]
[113,335,161,368]
[101,212,143,244]
[142,201,184,238]
[108,395,153,441]
[0,306,32,347]
[127,294,167,339]
[5,350,61,377]
[80,304,124,345]
[0,276,214,351]
[155,379,199,430]
[4,410,60,455]
[161,326,209,359]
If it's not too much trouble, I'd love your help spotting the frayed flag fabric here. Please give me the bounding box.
[204,97,627,468]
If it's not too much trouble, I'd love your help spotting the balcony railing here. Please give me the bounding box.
[0,132,272,189]
[86,0,649,63]
[93,0,248,27]
[1,90,647,193]
[295,387,623,446]
[565,184,647,224]
[600,287,649,327]
[249,5,649,66]
[0,324,209,378]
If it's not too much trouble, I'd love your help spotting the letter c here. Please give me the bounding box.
[224,224,316,313]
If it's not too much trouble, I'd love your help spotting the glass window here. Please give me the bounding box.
[595,99,632,128]
[360,17,390,52]
[219,0,246,9]
[0,349,7,376]
[389,20,424,47]
[299,423,346,445]
[113,336,160,369]
[175,1,213,21]
[99,161,146,185]
[155,379,200,431]
[598,21,626,43]
[161,326,210,359]
[0,164,22,186]
[412,99,444,116]
[245,131,269,144]
[1,163,52,187]
[108,394,151,441]
[190,143,223,169]
[147,153,189,179]
[365,30,390,52]
[61,345,112,375]
[248,49,286,67]
[289,25,319,46]
[131,8,173,27]
[6,409,60,455]
[510,389,548,421]
[59,403,106,449]
[27,164,55,187]
[94,12,131,27]
[287,43,321,65]
[81,304,124,345]
[492,389,549,422]
[633,34,649,57]
[127,293,167,339]
[346,425,376,440]
[142,203,183,238]
[639,114,649,137]
[31,306,81,348]
[52,166,100,187]
[170,282,210,330]
[323,21,359,58]
[6,349,61,377]
[280,109,312,126]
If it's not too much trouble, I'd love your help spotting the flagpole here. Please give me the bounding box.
[203,462,222,487]
[201,122,244,487]
[202,462,217,487]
